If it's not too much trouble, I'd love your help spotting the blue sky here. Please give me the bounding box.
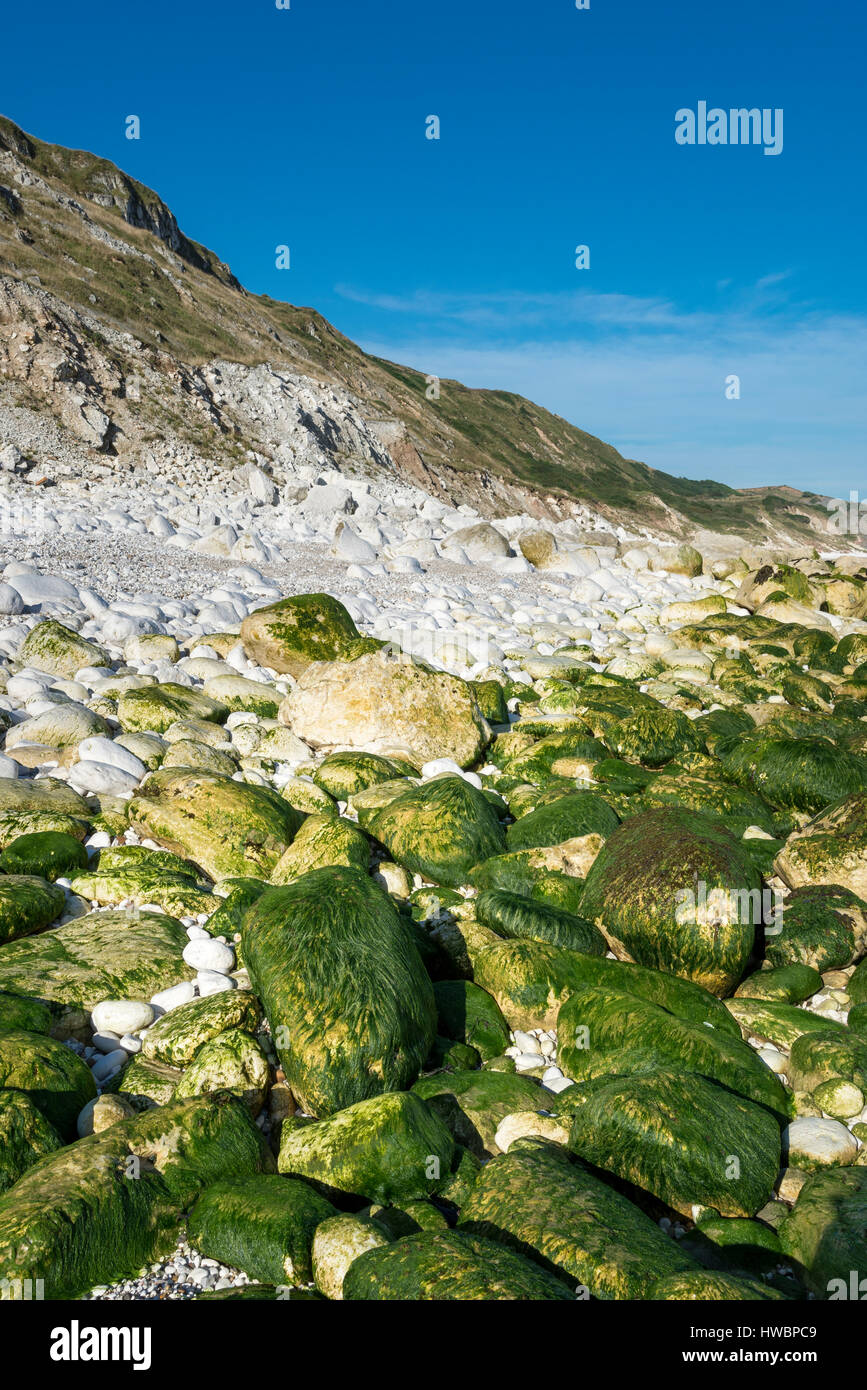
[3,0,865,496]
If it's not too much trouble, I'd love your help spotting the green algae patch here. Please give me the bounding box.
[278,1090,455,1204]
[765,885,867,973]
[459,1138,696,1299]
[343,1229,574,1301]
[0,832,88,881]
[0,875,65,945]
[734,963,823,1004]
[18,619,110,678]
[648,1270,789,1300]
[506,793,618,852]
[313,750,418,799]
[0,909,193,1014]
[432,980,511,1062]
[368,775,506,888]
[242,866,436,1116]
[720,734,867,814]
[189,1175,335,1284]
[269,813,369,884]
[240,592,368,677]
[0,990,51,1035]
[566,1070,781,1218]
[0,1094,275,1299]
[0,1089,63,1194]
[725,998,847,1049]
[70,864,213,916]
[174,1028,270,1115]
[0,1028,96,1137]
[472,937,741,1033]
[579,806,760,996]
[130,768,303,879]
[558,984,788,1118]
[117,682,229,734]
[778,1166,867,1295]
[475,887,606,956]
[142,991,262,1067]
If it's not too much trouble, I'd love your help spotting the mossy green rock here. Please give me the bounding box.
[470,679,509,726]
[112,1054,182,1109]
[117,682,228,734]
[343,1229,574,1301]
[459,1138,696,1299]
[173,1028,270,1115]
[641,772,778,838]
[683,1213,783,1277]
[0,1094,274,1299]
[765,885,867,972]
[313,751,418,799]
[473,937,741,1033]
[0,1028,96,1137]
[734,963,823,1004]
[18,619,110,679]
[469,853,587,915]
[269,813,369,884]
[70,865,213,916]
[0,875,65,945]
[0,832,88,881]
[579,807,761,995]
[369,776,506,888]
[787,1029,867,1094]
[851,957,867,1004]
[412,1068,547,1157]
[278,1090,455,1204]
[608,707,704,767]
[721,734,867,814]
[648,1270,789,1300]
[777,1166,867,1295]
[142,991,262,1067]
[775,791,867,899]
[130,768,303,879]
[566,1070,781,1217]
[242,866,436,1116]
[558,984,788,1118]
[240,592,369,677]
[506,793,618,852]
[475,887,606,955]
[432,980,511,1062]
[189,1175,335,1285]
[0,1089,63,1194]
[0,990,51,1035]
[725,998,847,1049]
[201,674,280,718]
[0,909,193,1015]
[205,878,271,937]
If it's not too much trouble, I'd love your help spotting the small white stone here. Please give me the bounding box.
[92,1000,155,1035]
[91,1048,128,1082]
[150,981,197,1012]
[183,938,235,974]
[196,969,237,997]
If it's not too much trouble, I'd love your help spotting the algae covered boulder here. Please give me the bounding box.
[70,863,213,917]
[0,876,65,945]
[432,980,511,1062]
[343,1229,573,1301]
[0,832,88,882]
[558,984,789,1117]
[278,1091,455,1204]
[609,707,703,767]
[412,1068,547,1157]
[475,887,606,955]
[189,1175,335,1285]
[142,990,262,1067]
[720,734,867,814]
[765,885,867,972]
[369,776,505,888]
[130,768,303,879]
[506,793,618,852]
[173,1028,270,1115]
[0,1094,274,1299]
[242,866,436,1115]
[0,1089,63,1194]
[460,1138,696,1299]
[648,1270,790,1300]
[579,807,761,995]
[775,792,867,899]
[777,1166,867,1296]
[0,1028,96,1137]
[269,813,369,884]
[313,750,418,799]
[18,619,110,679]
[472,937,741,1033]
[240,592,371,677]
[0,909,193,1024]
[0,990,51,1035]
[566,1070,781,1218]
[281,650,489,768]
[117,682,228,734]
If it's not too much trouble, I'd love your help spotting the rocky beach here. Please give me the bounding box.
[0,108,865,1309]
